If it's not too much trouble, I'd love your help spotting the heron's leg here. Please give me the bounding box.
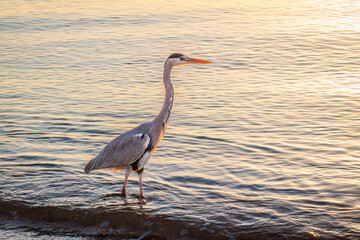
[121,167,131,197]
[136,168,145,199]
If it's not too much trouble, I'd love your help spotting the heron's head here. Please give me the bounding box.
[166,53,212,67]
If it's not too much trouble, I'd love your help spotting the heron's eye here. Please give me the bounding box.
[180,56,187,61]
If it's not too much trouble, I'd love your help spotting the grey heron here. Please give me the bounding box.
[84,53,211,198]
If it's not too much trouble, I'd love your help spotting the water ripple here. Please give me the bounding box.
[0,0,359,239]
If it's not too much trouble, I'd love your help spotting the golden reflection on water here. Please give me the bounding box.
[1,0,360,238]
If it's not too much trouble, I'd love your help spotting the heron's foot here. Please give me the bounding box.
[138,194,147,203]
[120,190,127,198]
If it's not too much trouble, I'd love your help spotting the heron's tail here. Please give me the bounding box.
[84,159,95,174]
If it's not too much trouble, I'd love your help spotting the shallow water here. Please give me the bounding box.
[1,0,360,239]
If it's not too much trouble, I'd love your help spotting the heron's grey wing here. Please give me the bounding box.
[84,133,150,173]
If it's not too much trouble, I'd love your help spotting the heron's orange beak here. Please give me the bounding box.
[189,58,212,64]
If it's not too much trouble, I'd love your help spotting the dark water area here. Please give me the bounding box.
[0,198,219,240]
[1,0,360,239]
[0,198,342,240]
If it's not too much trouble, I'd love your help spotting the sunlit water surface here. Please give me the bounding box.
[1,0,359,239]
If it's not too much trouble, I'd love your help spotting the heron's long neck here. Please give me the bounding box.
[153,63,174,130]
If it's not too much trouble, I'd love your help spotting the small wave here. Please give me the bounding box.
[187,134,256,153]
[11,162,61,168]
[300,199,352,209]
[194,135,232,143]
[5,132,43,136]
[243,144,283,154]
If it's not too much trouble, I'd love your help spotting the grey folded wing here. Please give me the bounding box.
[84,133,150,173]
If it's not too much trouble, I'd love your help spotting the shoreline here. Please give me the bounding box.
[0,199,343,240]
[0,199,244,240]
